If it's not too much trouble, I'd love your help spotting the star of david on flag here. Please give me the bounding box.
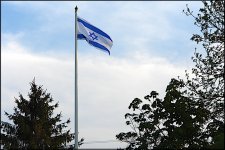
[77,17,113,55]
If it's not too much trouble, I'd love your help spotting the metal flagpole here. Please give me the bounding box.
[74,6,78,150]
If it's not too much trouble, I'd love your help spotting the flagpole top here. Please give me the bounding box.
[75,6,78,12]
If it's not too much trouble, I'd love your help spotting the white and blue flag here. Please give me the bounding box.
[77,17,113,55]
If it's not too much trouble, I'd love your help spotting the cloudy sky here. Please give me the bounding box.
[1,1,203,148]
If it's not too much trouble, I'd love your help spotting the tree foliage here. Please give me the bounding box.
[183,0,224,147]
[184,0,224,124]
[1,79,75,149]
[116,79,210,149]
[117,0,224,149]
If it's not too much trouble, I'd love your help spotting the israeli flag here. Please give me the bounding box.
[77,17,113,55]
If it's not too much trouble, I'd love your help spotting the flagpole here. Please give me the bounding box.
[74,6,78,150]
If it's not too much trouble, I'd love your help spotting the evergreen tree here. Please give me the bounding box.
[1,79,74,149]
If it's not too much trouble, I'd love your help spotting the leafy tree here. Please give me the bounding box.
[184,0,224,125]
[1,79,77,149]
[116,79,210,149]
[184,0,224,147]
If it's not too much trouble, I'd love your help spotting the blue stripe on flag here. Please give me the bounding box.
[77,17,113,42]
[77,34,86,39]
[89,40,110,55]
